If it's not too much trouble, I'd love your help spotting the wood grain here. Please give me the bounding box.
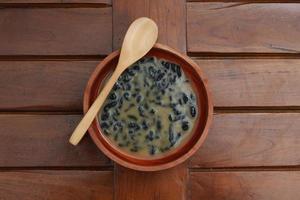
[190,171,300,200]
[115,164,188,200]
[197,59,300,107]
[187,3,300,53]
[113,1,188,200]
[0,8,112,55]
[0,0,110,3]
[0,170,113,200]
[0,114,110,167]
[113,0,186,52]
[0,61,97,111]
[191,113,300,168]
[2,59,300,111]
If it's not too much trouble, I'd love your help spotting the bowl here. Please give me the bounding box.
[84,43,213,171]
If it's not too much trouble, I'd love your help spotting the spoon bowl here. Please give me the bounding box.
[118,17,158,72]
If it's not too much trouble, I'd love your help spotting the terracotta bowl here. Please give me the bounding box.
[84,43,213,171]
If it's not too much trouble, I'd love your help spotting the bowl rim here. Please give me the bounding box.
[84,43,213,171]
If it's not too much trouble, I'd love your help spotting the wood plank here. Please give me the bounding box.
[0,61,97,111]
[115,164,188,200]
[188,0,298,2]
[113,0,186,52]
[2,59,300,111]
[187,3,300,53]
[0,8,112,55]
[190,113,300,168]
[113,1,188,200]
[0,170,113,200]
[0,114,110,167]
[0,0,110,3]
[190,171,300,200]
[197,59,300,107]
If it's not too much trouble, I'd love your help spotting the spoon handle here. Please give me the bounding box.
[69,71,121,145]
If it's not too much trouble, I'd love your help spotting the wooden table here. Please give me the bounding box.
[0,1,300,199]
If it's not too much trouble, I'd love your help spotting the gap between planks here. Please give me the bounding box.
[187,0,300,3]
[0,55,105,61]
[1,53,300,61]
[1,107,300,114]
[3,166,295,174]
[189,166,300,172]
[0,166,113,171]
[0,3,111,8]
[0,111,83,115]
[214,107,300,113]
[188,52,300,59]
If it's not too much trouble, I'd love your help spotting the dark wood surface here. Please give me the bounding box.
[2,59,299,111]
[0,0,299,199]
[113,0,189,199]
[0,61,97,111]
[0,170,113,200]
[197,59,300,107]
[113,0,186,52]
[191,113,300,168]
[187,3,300,53]
[190,171,300,200]
[0,8,112,55]
[116,164,188,200]
[0,114,110,167]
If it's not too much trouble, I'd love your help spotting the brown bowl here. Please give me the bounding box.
[84,43,213,171]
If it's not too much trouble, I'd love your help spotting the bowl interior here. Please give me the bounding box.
[84,44,212,170]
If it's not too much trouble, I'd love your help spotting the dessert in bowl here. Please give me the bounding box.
[84,43,213,171]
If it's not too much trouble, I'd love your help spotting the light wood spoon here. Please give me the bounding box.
[69,17,158,145]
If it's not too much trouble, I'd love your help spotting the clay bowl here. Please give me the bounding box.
[84,43,213,171]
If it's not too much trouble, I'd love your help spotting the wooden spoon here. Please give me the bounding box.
[69,17,158,145]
